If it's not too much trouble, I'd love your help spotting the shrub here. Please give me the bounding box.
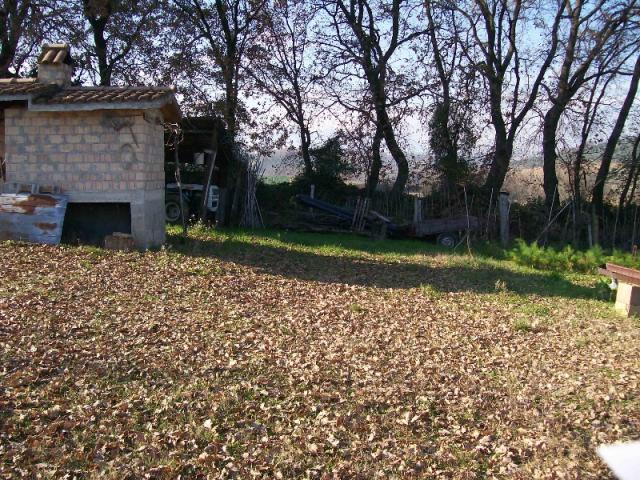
[507,239,640,273]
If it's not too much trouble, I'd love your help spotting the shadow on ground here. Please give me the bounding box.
[167,234,599,300]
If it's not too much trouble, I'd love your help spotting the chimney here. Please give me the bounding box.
[37,43,73,86]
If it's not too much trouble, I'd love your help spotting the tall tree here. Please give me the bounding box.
[317,0,426,195]
[591,53,640,245]
[424,0,478,190]
[617,132,640,209]
[173,0,266,140]
[246,0,317,178]
[0,0,46,77]
[455,0,566,195]
[172,0,267,224]
[541,0,638,209]
[62,0,163,86]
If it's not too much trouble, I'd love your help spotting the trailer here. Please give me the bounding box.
[413,215,480,247]
[295,194,478,246]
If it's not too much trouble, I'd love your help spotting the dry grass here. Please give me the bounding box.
[1,229,638,478]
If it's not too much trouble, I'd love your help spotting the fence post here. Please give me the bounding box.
[309,184,315,215]
[413,196,422,225]
[499,191,510,247]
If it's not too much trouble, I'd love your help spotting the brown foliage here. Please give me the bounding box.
[0,240,638,478]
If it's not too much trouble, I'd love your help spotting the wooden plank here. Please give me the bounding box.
[605,263,640,281]
[598,266,640,287]
[0,193,68,245]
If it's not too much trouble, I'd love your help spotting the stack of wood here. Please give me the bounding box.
[240,157,264,228]
[351,197,370,232]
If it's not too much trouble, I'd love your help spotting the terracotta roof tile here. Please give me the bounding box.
[0,78,54,96]
[38,43,71,65]
[0,80,180,121]
[32,86,175,106]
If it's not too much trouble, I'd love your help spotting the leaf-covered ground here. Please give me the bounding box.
[1,229,639,479]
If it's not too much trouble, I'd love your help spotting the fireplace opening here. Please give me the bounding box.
[62,202,131,246]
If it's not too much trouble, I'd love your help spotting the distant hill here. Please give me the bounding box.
[513,139,636,168]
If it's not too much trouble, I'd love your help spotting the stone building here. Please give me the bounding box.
[0,44,180,248]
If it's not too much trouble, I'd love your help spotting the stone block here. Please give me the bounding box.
[614,282,640,317]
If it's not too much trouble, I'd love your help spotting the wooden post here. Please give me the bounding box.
[309,184,315,214]
[200,131,219,223]
[216,188,227,227]
[631,204,638,249]
[499,191,509,247]
[174,148,187,235]
[413,196,422,225]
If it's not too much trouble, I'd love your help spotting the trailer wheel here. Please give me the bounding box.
[165,196,184,223]
[437,232,457,248]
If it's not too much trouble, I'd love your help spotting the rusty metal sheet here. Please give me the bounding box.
[0,192,68,245]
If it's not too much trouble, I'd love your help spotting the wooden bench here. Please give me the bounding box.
[598,263,640,317]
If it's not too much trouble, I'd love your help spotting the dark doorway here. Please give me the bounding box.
[62,203,131,246]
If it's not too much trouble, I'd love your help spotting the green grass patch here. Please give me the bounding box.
[513,318,534,332]
[168,223,452,261]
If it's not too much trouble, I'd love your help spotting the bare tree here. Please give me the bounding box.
[569,70,616,209]
[0,0,49,77]
[173,0,266,140]
[591,53,640,245]
[541,0,639,209]
[424,0,479,190]
[618,132,640,209]
[317,0,427,195]
[246,0,317,177]
[172,0,267,224]
[56,0,164,86]
[455,0,566,195]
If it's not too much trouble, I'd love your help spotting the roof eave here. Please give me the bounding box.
[0,94,32,102]
[28,96,182,122]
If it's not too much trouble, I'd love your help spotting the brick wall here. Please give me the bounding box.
[38,63,73,86]
[3,107,166,248]
[3,108,165,193]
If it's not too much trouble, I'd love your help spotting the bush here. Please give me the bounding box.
[507,239,640,273]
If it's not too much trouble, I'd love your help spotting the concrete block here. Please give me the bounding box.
[104,233,136,251]
[614,282,640,317]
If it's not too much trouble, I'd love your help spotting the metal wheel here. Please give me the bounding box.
[437,232,457,248]
[165,198,183,223]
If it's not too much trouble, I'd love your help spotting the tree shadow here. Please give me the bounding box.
[167,234,598,300]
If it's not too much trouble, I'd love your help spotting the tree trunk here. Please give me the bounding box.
[0,0,31,77]
[375,105,408,195]
[618,135,640,210]
[542,105,562,209]
[366,122,383,196]
[299,123,313,178]
[220,66,240,226]
[83,0,112,86]
[366,70,409,195]
[591,55,640,245]
[482,79,512,194]
[93,23,111,86]
[483,134,513,195]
